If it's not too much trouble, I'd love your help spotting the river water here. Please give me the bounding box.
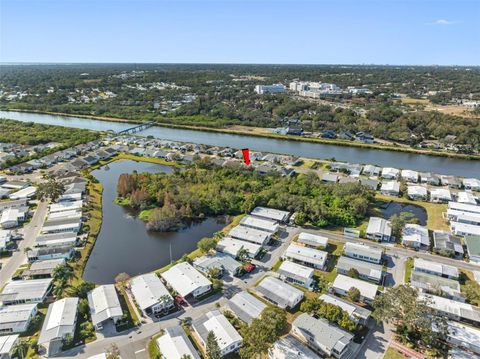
[1,110,479,177]
[82,160,226,284]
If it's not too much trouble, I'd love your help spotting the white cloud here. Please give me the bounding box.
[427,19,459,25]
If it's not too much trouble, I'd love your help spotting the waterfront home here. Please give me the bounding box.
[22,258,66,279]
[366,217,392,242]
[464,236,480,264]
[216,237,261,259]
[430,188,452,203]
[229,225,271,246]
[193,253,242,277]
[457,191,478,205]
[292,313,354,359]
[322,172,339,183]
[42,219,82,234]
[268,335,319,359]
[250,206,290,222]
[70,158,89,170]
[282,243,328,270]
[297,232,328,249]
[359,178,379,190]
[35,232,78,248]
[401,169,419,183]
[331,274,378,304]
[0,304,38,334]
[407,185,428,200]
[87,285,123,330]
[448,201,480,214]
[419,293,480,325]
[64,182,86,195]
[446,321,480,355]
[0,334,19,359]
[130,273,174,315]
[336,256,383,283]
[362,165,381,177]
[450,221,480,237]
[192,310,242,357]
[433,230,464,257]
[441,176,463,189]
[227,291,266,325]
[49,200,83,213]
[380,181,400,196]
[83,155,99,166]
[0,278,52,305]
[156,326,201,359]
[239,215,279,233]
[410,272,462,301]
[344,242,382,264]
[381,167,400,179]
[161,262,212,299]
[319,294,371,325]
[402,224,430,249]
[277,260,314,289]
[256,276,304,309]
[463,178,480,191]
[38,297,78,357]
[419,172,441,186]
[27,246,75,262]
[58,192,83,202]
[8,186,37,200]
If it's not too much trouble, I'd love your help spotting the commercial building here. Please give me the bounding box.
[343,242,382,264]
[250,206,290,222]
[216,237,261,259]
[332,274,378,304]
[239,215,279,233]
[319,294,371,325]
[192,310,243,357]
[256,276,303,309]
[0,278,52,305]
[402,224,430,248]
[0,303,38,334]
[277,260,314,289]
[292,313,354,359]
[254,84,286,94]
[282,243,328,270]
[0,334,20,359]
[297,232,328,248]
[366,217,392,242]
[413,258,459,279]
[38,297,79,357]
[156,326,201,359]
[161,262,212,299]
[130,273,174,315]
[193,253,242,277]
[336,256,383,283]
[268,336,319,359]
[87,285,123,330]
[228,225,271,246]
[227,291,266,325]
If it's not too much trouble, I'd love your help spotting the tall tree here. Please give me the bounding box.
[37,175,65,202]
[206,331,221,359]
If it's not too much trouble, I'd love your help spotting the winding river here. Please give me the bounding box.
[1,110,479,177]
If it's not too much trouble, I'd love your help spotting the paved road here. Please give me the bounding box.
[0,201,48,287]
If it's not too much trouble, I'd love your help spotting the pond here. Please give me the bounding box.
[82,160,227,284]
[379,201,428,225]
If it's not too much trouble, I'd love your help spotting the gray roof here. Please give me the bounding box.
[256,276,303,309]
[319,294,371,321]
[22,259,65,277]
[410,272,461,294]
[0,278,52,303]
[344,242,382,261]
[193,253,242,275]
[336,256,383,282]
[192,310,242,352]
[433,230,464,254]
[227,291,266,324]
[293,313,353,355]
[38,297,78,345]
[130,273,173,311]
[0,303,37,326]
[269,335,320,359]
[88,285,123,326]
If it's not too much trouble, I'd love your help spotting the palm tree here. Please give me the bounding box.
[53,264,74,298]
[13,339,30,359]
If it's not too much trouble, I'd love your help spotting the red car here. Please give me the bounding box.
[243,262,255,273]
[175,295,186,306]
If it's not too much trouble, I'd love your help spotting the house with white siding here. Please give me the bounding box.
[282,243,328,270]
[161,262,212,299]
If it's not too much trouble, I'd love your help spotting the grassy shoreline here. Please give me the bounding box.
[3,108,480,161]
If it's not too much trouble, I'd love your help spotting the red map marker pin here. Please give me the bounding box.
[242,148,250,165]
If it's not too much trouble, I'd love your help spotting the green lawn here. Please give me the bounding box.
[404,258,413,283]
[383,347,407,359]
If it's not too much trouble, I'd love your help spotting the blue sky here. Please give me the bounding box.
[1,0,478,65]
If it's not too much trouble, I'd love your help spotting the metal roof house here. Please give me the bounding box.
[451,221,480,237]
[336,256,383,284]
[130,273,174,315]
[228,225,271,246]
[319,294,371,325]
[27,246,75,263]
[413,258,459,279]
[193,253,242,277]
[250,206,290,222]
[344,242,382,264]
[192,310,243,357]
[402,224,430,249]
[156,325,201,359]
[433,230,464,256]
[446,209,480,226]
[401,169,419,183]
[282,243,328,270]
[277,260,314,289]
[227,291,266,325]
[0,278,53,305]
[407,185,428,200]
[297,232,328,248]
[49,200,83,213]
[366,217,392,242]
[256,276,304,309]
[87,284,123,330]
[38,297,79,357]
[380,181,400,196]
[0,303,38,334]
[0,334,19,359]
[446,321,480,355]
[22,258,66,279]
[410,272,463,301]
[430,188,452,203]
[464,236,480,264]
[419,293,480,325]
[292,313,354,359]
[161,262,212,299]
[268,335,319,359]
[42,219,81,234]
[332,274,378,304]
[239,215,279,233]
[216,237,261,259]
[381,167,400,179]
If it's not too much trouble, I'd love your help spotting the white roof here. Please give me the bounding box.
[156,326,201,359]
[420,293,480,323]
[250,206,290,221]
[0,278,52,303]
[319,294,371,321]
[297,232,328,247]
[49,200,83,213]
[431,188,452,200]
[229,225,270,245]
[447,209,480,222]
[344,242,382,260]
[1,208,20,224]
[216,236,261,257]
[130,273,173,310]
[332,274,378,301]
[278,260,314,280]
[366,217,392,236]
[463,178,480,188]
[87,284,123,326]
[414,258,459,278]
[457,191,478,205]
[256,276,304,308]
[38,297,79,345]
[193,310,242,352]
[381,181,400,192]
[447,321,480,347]
[227,291,266,324]
[8,186,37,200]
[240,215,279,233]
[382,167,400,177]
[451,221,480,236]
[401,169,419,180]
[283,243,327,268]
[161,262,211,298]
[408,185,428,197]
[42,220,81,233]
[402,224,429,246]
[0,334,19,355]
[0,303,37,325]
[47,210,82,221]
